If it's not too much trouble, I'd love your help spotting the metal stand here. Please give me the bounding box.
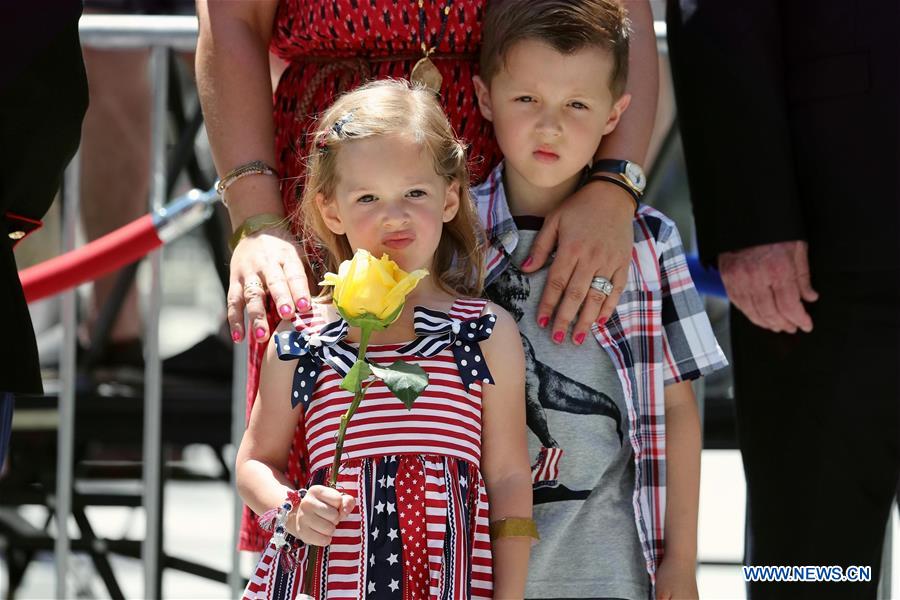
[55,151,80,600]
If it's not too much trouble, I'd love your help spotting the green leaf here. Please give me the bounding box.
[368,361,429,410]
[340,360,372,393]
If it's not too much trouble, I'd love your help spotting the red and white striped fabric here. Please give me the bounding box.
[530,446,565,488]
[244,298,494,600]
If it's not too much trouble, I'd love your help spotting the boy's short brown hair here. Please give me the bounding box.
[479,0,631,98]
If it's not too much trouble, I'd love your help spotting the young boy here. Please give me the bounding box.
[472,1,728,598]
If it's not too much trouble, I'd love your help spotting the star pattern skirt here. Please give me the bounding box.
[243,455,493,600]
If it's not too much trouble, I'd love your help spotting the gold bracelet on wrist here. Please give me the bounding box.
[216,160,279,206]
[229,213,289,252]
[489,517,539,542]
[584,174,640,213]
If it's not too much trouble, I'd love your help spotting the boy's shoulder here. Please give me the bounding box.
[627,205,692,292]
[633,204,681,248]
[470,165,509,230]
[471,166,503,201]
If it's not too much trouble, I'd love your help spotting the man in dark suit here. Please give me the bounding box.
[667,1,899,597]
[0,5,89,465]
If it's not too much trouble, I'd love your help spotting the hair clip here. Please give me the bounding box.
[332,112,354,137]
[317,112,354,155]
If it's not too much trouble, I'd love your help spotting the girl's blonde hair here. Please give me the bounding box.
[299,79,485,297]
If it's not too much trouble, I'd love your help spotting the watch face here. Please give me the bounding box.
[625,162,646,191]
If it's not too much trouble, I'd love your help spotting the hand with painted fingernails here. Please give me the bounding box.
[227,225,311,344]
[523,180,634,345]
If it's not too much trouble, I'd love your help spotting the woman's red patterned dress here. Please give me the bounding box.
[241,0,499,551]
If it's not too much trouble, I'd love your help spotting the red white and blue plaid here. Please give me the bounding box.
[473,163,728,581]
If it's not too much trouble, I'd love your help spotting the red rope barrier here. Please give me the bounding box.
[20,214,162,303]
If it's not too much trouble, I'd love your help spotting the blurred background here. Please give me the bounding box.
[1,3,897,599]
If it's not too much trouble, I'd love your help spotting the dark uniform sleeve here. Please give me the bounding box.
[666,0,806,266]
[0,4,89,394]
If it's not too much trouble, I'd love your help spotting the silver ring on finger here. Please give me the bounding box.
[590,276,614,296]
[244,280,266,294]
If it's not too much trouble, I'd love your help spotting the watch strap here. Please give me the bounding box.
[589,159,630,176]
[585,174,640,213]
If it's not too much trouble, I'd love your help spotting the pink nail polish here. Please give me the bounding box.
[598,317,607,327]
[574,332,586,345]
[296,298,311,311]
[255,327,266,339]
[553,331,564,344]
[538,316,549,328]
[232,330,242,343]
[279,304,293,316]
[521,256,534,269]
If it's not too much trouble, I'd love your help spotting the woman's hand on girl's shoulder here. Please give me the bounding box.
[287,485,356,546]
[227,227,312,345]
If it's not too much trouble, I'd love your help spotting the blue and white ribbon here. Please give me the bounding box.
[399,307,496,389]
[275,318,357,409]
[276,306,497,408]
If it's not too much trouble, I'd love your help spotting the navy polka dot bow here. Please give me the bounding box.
[399,307,496,389]
[275,318,357,409]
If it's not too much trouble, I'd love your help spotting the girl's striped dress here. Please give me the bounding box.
[244,298,497,600]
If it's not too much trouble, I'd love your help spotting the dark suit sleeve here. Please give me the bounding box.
[666,0,806,266]
[0,5,87,395]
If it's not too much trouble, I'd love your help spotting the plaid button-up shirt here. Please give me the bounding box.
[473,163,728,580]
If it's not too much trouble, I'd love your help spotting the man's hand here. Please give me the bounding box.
[718,240,819,334]
[227,227,311,343]
[522,180,634,345]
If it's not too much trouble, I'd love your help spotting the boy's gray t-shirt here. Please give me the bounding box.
[485,221,650,599]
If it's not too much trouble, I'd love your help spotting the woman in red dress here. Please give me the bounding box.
[196,0,658,551]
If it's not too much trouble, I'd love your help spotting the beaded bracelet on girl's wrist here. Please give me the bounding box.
[257,488,307,551]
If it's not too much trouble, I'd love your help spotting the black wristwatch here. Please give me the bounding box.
[589,159,647,194]
[585,159,646,212]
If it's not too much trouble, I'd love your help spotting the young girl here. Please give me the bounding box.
[236,79,533,600]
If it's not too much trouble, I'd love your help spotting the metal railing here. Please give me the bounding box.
[55,14,248,600]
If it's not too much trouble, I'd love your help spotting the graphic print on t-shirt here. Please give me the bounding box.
[486,260,623,504]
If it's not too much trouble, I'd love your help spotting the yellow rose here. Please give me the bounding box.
[321,249,428,323]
